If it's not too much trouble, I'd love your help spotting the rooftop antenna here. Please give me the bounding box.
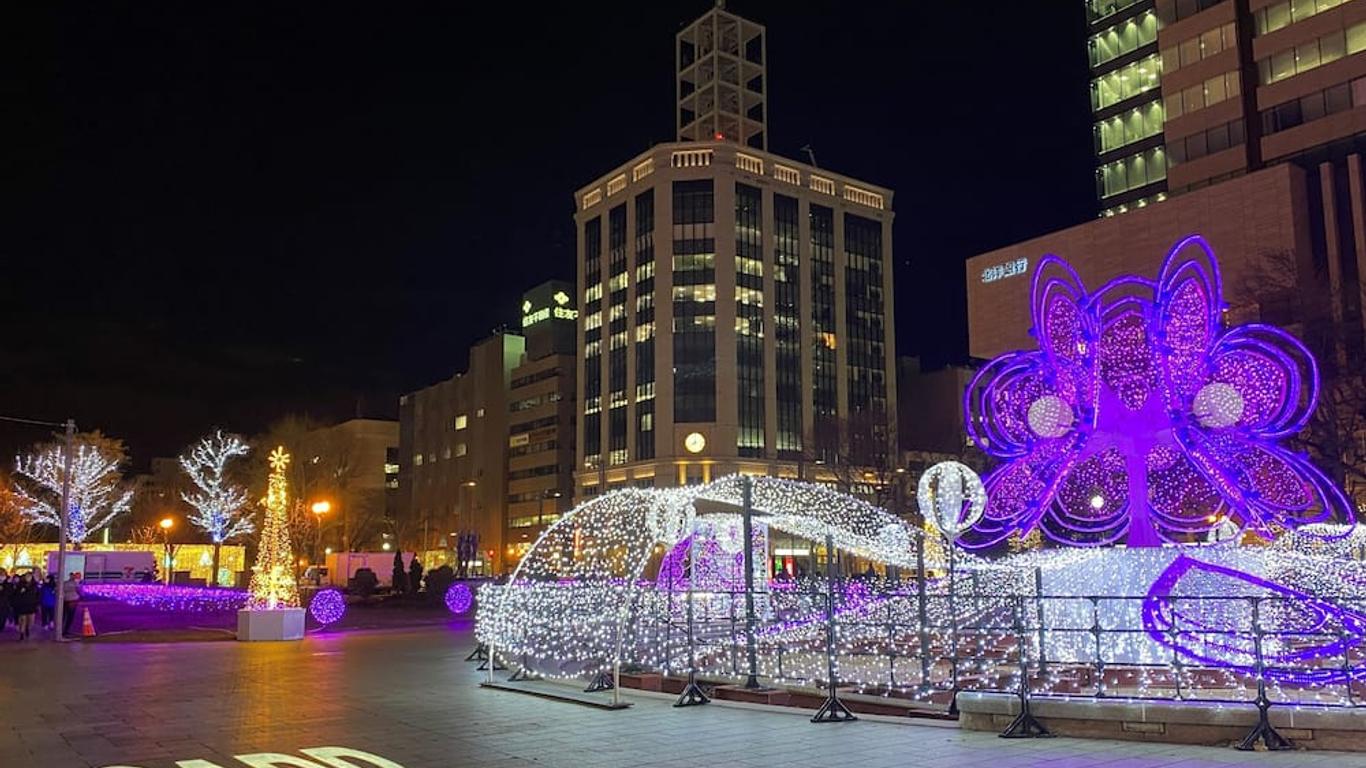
[800,144,819,168]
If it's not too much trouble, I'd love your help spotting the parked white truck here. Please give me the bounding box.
[324,551,415,589]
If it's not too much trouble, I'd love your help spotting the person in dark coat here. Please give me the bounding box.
[0,573,13,632]
[11,572,39,640]
[408,558,424,595]
[39,575,57,630]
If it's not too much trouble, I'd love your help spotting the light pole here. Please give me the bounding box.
[159,517,174,585]
[311,500,331,565]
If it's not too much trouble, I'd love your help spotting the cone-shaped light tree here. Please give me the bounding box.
[180,430,252,587]
[246,447,299,610]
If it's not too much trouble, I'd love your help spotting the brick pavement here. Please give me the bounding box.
[1,623,1363,767]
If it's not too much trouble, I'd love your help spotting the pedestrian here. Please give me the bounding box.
[11,572,38,640]
[39,575,57,630]
[0,573,13,633]
[408,557,424,595]
[62,572,82,638]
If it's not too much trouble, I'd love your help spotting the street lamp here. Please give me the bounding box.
[159,517,174,585]
[310,500,331,564]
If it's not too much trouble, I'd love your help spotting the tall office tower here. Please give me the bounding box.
[1088,1,1170,216]
[505,281,577,566]
[573,8,896,499]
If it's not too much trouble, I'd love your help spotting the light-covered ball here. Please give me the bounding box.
[1193,381,1244,428]
[1027,395,1074,438]
[918,461,987,539]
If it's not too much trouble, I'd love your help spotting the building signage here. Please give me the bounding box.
[981,257,1029,284]
[520,292,578,327]
[103,745,406,767]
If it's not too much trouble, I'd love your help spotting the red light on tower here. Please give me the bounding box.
[714,131,725,140]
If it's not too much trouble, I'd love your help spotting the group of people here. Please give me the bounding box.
[0,568,83,640]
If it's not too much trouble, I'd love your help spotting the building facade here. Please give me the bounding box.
[574,140,897,497]
[302,418,400,553]
[1089,0,1169,214]
[505,281,577,566]
[1091,0,1366,216]
[573,6,897,500]
[398,333,524,574]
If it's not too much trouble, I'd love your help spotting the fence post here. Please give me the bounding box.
[947,540,961,715]
[1237,596,1292,751]
[811,531,857,723]
[1033,567,1047,675]
[1000,594,1051,738]
[915,531,931,695]
[675,534,709,707]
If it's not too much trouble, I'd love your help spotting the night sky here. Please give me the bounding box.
[11,1,1096,468]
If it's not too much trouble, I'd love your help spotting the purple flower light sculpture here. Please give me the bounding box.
[963,235,1355,548]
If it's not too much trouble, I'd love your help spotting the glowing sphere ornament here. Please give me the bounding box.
[1193,381,1244,428]
[309,588,345,625]
[917,461,986,539]
[445,582,473,614]
[1027,395,1073,438]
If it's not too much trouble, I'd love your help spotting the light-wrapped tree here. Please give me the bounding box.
[13,433,131,547]
[180,430,252,586]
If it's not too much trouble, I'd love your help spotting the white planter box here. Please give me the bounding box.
[236,608,305,641]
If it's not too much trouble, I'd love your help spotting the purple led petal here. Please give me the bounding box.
[1143,556,1366,684]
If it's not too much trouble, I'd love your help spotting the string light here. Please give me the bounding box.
[245,447,299,611]
[82,583,247,612]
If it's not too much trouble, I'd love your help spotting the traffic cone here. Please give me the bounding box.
[81,607,96,638]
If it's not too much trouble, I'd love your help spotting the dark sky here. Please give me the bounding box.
[9,1,1096,469]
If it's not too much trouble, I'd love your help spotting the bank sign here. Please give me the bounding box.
[103,745,404,767]
[521,290,577,327]
[981,257,1029,284]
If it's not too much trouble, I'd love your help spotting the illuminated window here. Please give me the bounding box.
[737,255,763,276]
[635,322,655,341]
[413,453,423,466]
[585,283,603,303]
[586,311,603,330]
[635,261,655,281]
[455,443,466,457]
[455,414,468,430]
[672,284,716,302]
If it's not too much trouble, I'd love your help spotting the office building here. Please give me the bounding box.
[506,281,577,565]
[1089,0,1169,214]
[398,333,524,574]
[574,5,897,498]
[1091,0,1366,216]
[302,418,400,552]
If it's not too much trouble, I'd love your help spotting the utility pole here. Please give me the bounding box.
[53,418,75,643]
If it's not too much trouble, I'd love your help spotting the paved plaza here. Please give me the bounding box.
[2,623,1364,768]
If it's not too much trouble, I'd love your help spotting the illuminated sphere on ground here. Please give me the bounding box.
[309,588,345,625]
[445,582,473,614]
